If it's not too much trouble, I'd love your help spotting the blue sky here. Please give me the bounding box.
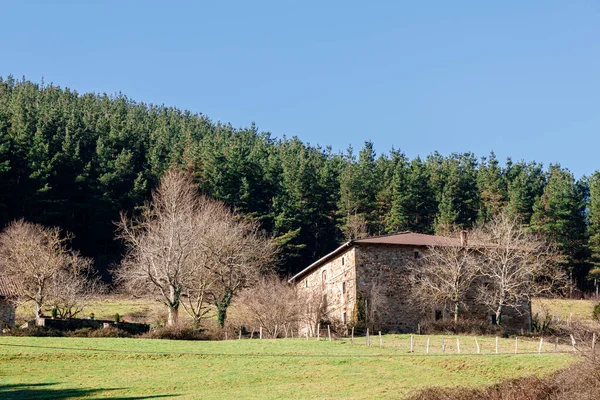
[2,1,599,177]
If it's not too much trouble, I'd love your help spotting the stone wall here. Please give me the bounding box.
[296,242,531,334]
[0,298,16,329]
[297,247,357,333]
[355,243,531,333]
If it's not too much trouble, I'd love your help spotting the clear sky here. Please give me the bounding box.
[2,1,599,177]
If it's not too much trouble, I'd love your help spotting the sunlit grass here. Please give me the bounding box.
[0,336,574,399]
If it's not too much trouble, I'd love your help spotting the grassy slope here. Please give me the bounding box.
[0,336,573,399]
[532,298,597,325]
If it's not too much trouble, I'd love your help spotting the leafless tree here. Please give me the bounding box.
[299,284,328,336]
[116,169,206,326]
[200,206,278,328]
[356,270,396,331]
[229,275,301,337]
[0,219,91,316]
[46,255,103,318]
[117,168,277,327]
[407,242,480,322]
[471,211,567,325]
[343,213,368,241]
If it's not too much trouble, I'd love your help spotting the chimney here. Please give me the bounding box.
[459,230,468,246]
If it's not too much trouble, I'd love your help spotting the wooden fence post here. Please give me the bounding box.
[514,337,518,354]
[239,329,242,340]
[366,328,370,346]
[250,329,255,339]
[379,331,382,348]
[259,326,263,339]
[284,324,288,338]
[351,327,354,344]
[495,336,499,354]
[317,323,321,341]
[474,336,480,354]
[328,325,332,342]
[593,333,596,354]
[456,338,460,354]
[442,338,445,353]
[554,337,558,353]
[410,335,414,353]
[570,334,576,353]
[273,324,278,339]
[305,329,309,341]
[225,332,228,341]
[426,337,430,354]
[538,337,543,353]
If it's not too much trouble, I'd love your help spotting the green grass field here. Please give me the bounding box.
[532,298,598,325]
[0,335,574,399]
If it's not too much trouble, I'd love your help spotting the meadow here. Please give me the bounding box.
[0,335,574,399]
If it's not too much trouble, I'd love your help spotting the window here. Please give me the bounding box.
[321,270,327,290]
[491,314,497,325]
[305,279,309,288]
[435,310,442,321]
[414,251,420,259]
[342,257,345,266]
[343,312,347,325]
[342,281,346,295]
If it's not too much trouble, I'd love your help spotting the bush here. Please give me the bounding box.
[419,318,506,336]
[593,303,600,321]
[408,358,600,400]
[10,326,64,337]
[87,326,131,338]
[142,325,206,340]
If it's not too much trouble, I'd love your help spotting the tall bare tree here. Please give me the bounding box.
[0,219,91,316]
[408,242,479,322]
[117,168,277,327]
[200,205,278,327]
[472,211,566,325]
[117,169,205,326]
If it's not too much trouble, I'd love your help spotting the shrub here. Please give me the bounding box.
[419,318,506,336]
[87,326,131,338]
[142,325,206,340]
[407,358,600,400]
[68,327,95,337]
[114,313,120,323]
[10,326,64,337]
[593,303,600,321]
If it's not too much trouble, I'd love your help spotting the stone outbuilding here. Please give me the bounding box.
[0,276,20,329]
[289,232,531,334]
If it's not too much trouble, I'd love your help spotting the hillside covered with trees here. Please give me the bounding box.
[1,77,599,289]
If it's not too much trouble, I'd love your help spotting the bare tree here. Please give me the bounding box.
[117,169,205,326]
[0,219,90,316]
[299,284,328,336]
[407,243,479,322]
[46,256,103,318]
[229,275,301,337]
[117,168,277,328]
[200,206,278,328]
[472,211,567,325]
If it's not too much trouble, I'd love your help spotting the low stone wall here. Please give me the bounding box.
[34,317,150,335]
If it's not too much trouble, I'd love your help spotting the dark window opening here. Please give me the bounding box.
[435,310,443,321]
[342,281,346,294]
[343,312,347,325]
[414,251,420,259]
[342,257,345,266]
[491,314,497,325]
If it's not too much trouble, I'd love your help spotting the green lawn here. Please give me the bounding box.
[0,335,574,399]
[532,298,598,326]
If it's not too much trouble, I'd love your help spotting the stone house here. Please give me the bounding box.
[289,232,531,334]
[0,276,20,329]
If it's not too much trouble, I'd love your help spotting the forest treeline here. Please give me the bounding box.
[1,77,600,288]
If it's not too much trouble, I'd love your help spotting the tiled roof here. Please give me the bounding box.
[0,276,22,297]
[354,232,462,247]
[289,232,463,282]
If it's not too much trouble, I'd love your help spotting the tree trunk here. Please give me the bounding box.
[495,307,502,325]
[167,305,179,326]
[454,302,459,323]
[216,290,234,328]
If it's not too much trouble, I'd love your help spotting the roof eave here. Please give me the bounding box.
[288,241,353,283]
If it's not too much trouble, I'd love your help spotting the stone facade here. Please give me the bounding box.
[0,298,16,329]
[293,237,531,334]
